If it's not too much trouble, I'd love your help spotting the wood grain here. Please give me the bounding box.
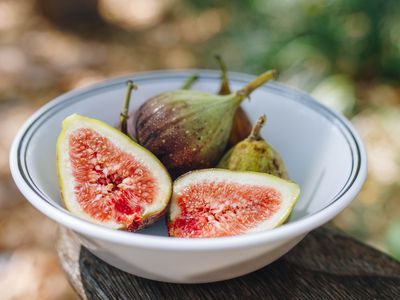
[58,226,400,300]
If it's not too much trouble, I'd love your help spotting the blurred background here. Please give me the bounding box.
[0,0,399,298]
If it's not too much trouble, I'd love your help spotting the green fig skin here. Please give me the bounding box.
[136,71,277,178]
[136,90,240,177]
[217,115,289,179]
[218,139,288,179]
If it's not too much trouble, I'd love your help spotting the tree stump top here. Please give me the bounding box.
[57,226,400,299]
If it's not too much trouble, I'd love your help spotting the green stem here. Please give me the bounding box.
[215,54,231,95]
[181,74,199,90]
[119,80,137,135]
[236,70,278,101]
[248,114,266,140]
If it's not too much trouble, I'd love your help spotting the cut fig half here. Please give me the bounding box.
[168,169,300,238]
[57,114,172,231]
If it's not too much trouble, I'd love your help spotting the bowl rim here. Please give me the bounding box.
[9,69,367,251]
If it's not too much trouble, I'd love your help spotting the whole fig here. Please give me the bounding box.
[136,70,277,177]
[218,114,288,179]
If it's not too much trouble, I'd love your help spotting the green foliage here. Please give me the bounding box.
[188,0,400,85]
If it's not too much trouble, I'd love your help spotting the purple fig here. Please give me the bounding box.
[135,70,278,177]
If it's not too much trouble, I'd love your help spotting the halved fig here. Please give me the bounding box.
[168,169,300,238]
[57,114,172,231]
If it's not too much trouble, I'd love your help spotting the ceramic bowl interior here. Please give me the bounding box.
[12,70,364,238]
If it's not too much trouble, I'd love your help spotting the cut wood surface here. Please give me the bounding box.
[57,226,400,300]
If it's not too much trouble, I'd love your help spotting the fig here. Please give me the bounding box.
[218,115,289,179]
[168,169,300,238]
[57,114,172,231]
[136,69,277,177]
[215,55,252,147]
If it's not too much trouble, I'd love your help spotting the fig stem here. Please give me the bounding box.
[120,80,137,135]
[181,74,199,90]
[215,54,231,95]
[236,70,278,101]
[248,114,266,140]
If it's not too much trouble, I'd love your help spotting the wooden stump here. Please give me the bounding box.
[57,226,400,299]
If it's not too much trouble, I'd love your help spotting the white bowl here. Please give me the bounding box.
[10,70,367,283]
